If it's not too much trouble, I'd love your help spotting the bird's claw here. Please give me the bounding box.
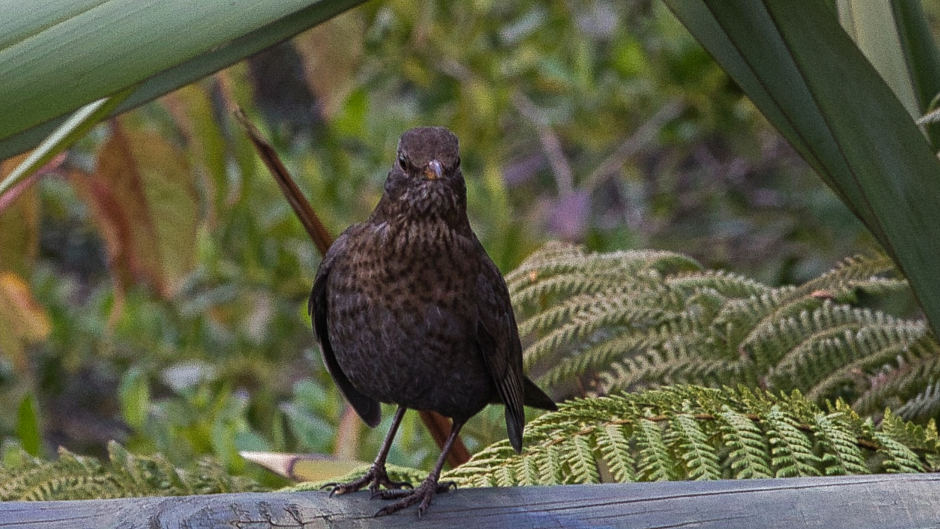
[324,464,413,497]
[327,481,362,497]
[373,478,454,517]
[376,480,453,499]
[369,479,412,498]
[368,467,414,494]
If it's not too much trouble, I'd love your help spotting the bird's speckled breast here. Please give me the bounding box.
[326,219,494,419]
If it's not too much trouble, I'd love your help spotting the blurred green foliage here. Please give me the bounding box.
[0,0,915,485]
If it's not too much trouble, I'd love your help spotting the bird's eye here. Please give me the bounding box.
[397,153,408,170]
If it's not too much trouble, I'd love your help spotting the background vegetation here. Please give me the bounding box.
[0,0,937,490]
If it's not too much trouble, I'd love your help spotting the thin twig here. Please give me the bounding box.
[234,109,333,254]
[511,92,574,196]
[583,100,685,191]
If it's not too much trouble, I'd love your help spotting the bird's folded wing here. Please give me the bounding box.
[475,260,526,453]
[309,234,381,427]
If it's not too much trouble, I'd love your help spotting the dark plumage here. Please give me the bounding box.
[309,126,556,516]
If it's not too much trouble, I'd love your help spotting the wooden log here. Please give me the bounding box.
[2,474,940,528]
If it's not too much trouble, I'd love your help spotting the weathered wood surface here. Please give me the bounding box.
[3,474,940,528]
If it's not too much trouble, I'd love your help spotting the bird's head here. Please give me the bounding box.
[378,126,467,226]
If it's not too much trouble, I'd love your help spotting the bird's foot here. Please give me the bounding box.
[323,464,413,496]
[373,477,456,517]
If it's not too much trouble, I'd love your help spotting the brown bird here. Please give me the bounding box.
[309,126,556,516]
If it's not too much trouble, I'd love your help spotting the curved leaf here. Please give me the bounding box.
[0,0,365,160]
[663,0,940,338]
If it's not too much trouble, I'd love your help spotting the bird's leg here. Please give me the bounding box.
[325,406,412,496]
[374,418,465,517]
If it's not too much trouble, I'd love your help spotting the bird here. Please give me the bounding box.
[309,126,556,516]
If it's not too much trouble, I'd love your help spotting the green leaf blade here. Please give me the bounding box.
[15,394,41,457]
[0,0,366,160]
[664,0,940,338]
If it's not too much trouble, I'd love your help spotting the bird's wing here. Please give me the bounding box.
[309,232,381,427]
[474,254,527,453]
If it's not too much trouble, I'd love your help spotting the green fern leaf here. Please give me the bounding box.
[567,433,601,483]
[596,423,636,482]
[668,413,721,480]
[874,433,925,473]
[813,412,869,475]
[763,406,821,477]
[511,243,936,420]
[635,417,675,481]
[0,441,262,501]
[717,406,772,478]
[443,386,940,487]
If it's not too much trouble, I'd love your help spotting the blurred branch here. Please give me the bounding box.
[512,92,574,196]
[583,100,685,191]
[233,109,470,468]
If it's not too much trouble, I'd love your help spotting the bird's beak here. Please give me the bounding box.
[424,159,443,180]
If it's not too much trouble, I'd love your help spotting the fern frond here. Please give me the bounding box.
[755,309,924,397]
[874,434,925,473]
[596,423,635,482]
[508,244,700,290]
[512,452,541,486]
[444,386,940,487]
[667,269,772,299]
[812,412,868,475]
[667,412,721,480]
[853,347,940,419]
[512,243,937,420]
[0,441,262,501]
[600,344,740,394]
[538,443,565,485]
[763,405,821,477]
[635,416,676,481]
[717,406,772,479]
[509,246,701,309]
[895,382,940,420]
[876,410,940,456]
[567,433,601,483]
[523,300,682,372]
[794,253,899,300]
[719,290,825,357]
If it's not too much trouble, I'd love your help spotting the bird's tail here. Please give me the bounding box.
[506,377,557,454]
[523,377,557,410]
